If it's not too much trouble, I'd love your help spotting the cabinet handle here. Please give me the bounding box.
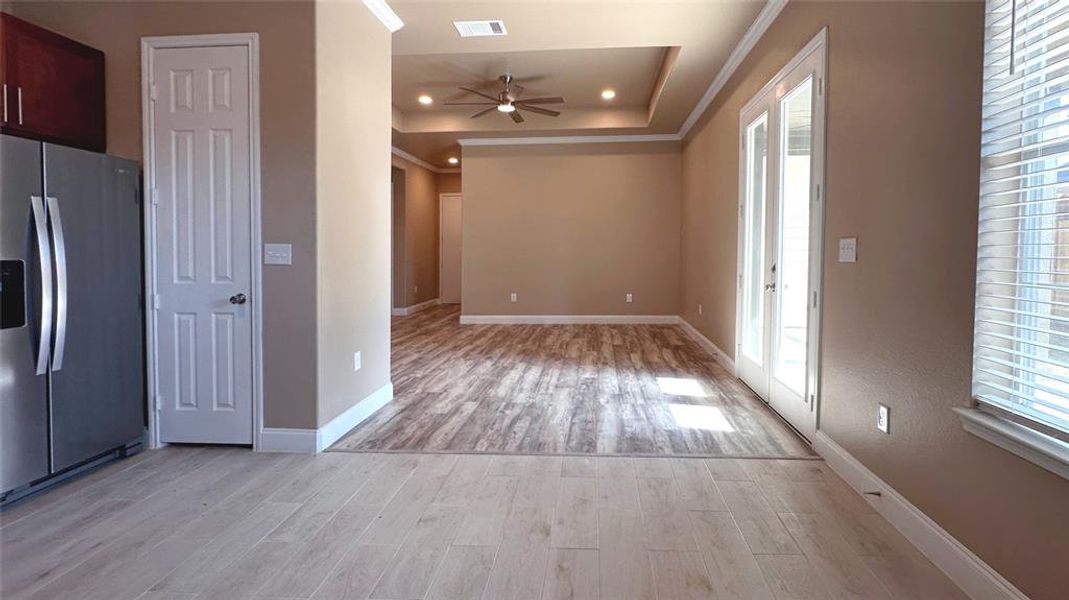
[17,87,23,125]
[2,84,7,123]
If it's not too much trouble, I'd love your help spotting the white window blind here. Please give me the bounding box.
[974,0,1069,439]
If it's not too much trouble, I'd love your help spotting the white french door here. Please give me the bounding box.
[736,33,826,440]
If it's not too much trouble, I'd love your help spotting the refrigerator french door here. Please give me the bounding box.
[1,135,144,496]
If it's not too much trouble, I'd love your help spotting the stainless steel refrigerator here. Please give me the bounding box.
[1,134,144,498]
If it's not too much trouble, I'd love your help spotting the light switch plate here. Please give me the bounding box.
[510,292,518,303]
[353,351,361,372]
[838,237,858,263]
[264,243,292,265]
[625,293,633,304]
[877,404,890,433]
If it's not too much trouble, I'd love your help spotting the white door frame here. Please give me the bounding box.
[438,192,462,303]
[734,28,828,437]
[140,33,264,450]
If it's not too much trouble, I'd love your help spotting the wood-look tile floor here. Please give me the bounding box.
[333,306,813,458]
[0,447,967,600]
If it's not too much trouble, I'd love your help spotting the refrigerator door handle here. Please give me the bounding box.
[46,196,68,371]
[30,195,53,376]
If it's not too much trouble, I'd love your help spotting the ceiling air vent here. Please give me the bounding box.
[453,20,507,38]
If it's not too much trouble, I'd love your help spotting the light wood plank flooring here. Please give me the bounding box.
[333,306,813,457]
[0,447,967,600]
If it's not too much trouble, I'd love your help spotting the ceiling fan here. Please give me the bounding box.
[444,74,564,123]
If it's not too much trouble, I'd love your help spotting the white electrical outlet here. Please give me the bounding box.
[414,285,418,294]
[698,303,703,316]
[510,292,518,303]
[877,404,889,433]
[353,351,362,372]
[625,293,633,304]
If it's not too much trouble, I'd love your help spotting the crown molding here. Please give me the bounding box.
[362,0,404,33]
[678,0,788,138]
[458,134,681,147]
[392,146,459,174]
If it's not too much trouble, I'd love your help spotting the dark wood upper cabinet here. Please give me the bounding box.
[0,12,105,152]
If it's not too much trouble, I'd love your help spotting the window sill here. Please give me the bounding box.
[954,407,1069,481]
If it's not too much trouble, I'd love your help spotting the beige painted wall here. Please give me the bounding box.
[680,2,1068,597]
[391,154,440,307]
[391,166,407,308]
[315,0,392,427]
[436,172,462,194]
[462,143,681,315]
[6,1,319,428]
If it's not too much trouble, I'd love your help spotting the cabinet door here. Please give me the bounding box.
[1,13,105,152]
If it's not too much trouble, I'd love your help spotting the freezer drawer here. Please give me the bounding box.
[44,143,144,472]
[0,135,50,493]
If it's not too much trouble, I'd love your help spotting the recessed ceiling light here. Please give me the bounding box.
[601,89,616,100]
[447,157,459,165]
[496,103,516,113]
[418,94,433,105]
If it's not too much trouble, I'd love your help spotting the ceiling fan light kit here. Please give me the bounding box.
[444,74,565,124]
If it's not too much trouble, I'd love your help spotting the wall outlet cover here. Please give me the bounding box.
[353,351,362,372]
[509,292,518,303]
[625,293,633,303]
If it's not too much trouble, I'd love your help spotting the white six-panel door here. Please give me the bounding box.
[150,44,254,444]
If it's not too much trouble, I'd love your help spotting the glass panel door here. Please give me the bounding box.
[736,107,774,401]
[773,77,813,397]
[741,114,769,364]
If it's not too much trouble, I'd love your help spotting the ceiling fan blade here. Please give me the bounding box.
[517,104,560,117]
[516,96,565,104]
[459,87,500,102]
[444,101,499,106]
[510,110,524,124]
[470,106,497,119]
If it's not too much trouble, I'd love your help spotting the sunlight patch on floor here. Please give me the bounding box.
[668,404,735,432]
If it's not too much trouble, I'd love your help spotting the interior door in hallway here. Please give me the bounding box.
[149,43,254,444]
[440,193,462,304]
[735,37,825,440]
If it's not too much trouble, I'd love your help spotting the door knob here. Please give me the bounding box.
[764,283,776,292]
[229,293,247,305]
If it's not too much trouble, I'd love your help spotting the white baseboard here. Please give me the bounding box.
[812,431,1027,600]
[459,314,680,325]
[391,298,440,317]
[677,317,736,373]
[260,382,393,453]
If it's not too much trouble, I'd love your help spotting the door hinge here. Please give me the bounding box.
[151,188,159,206]
[812,291,818,308]
[818,77,824,96]
[816,183,822,202]
[153,395,162,412]
[739,203,743,218]
[150,82,158,102]
[809,393,815,405]
[152,293,161,310]
[738,274,743,289]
